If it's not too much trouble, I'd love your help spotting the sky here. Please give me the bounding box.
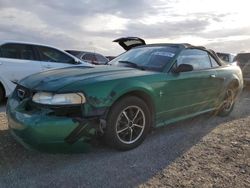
[0,0,250,56]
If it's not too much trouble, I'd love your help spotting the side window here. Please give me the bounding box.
[210,55,220,67]
[0,44,20,59]
[82,53,96,62]
[177,49,212,70]
[95,54,108,64]
[0,43,36,60]
[20,45,36,60]
[38,46,74,64]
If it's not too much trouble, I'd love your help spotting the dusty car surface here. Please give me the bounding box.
[6,42,243,151]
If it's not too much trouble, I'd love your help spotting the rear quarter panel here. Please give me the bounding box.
[215,64,243,98]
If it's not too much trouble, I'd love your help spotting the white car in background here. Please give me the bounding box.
[0,41,93,103]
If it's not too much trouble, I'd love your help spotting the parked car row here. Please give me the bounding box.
[66,50,109,65]
[5,37,244,152]
[0,38,148,103]
[0,41,94,102]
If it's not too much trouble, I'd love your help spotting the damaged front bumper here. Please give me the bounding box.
[6,92,106,153]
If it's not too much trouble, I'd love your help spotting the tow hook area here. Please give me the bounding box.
[99,118,107,134]
[65,117,107,145]
[65,119,89,144]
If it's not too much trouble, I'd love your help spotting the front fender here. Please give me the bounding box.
[83,79,157,114]
[110,80,156,105]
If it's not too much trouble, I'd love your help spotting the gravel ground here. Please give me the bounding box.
[0,104,5,113]
[140,115,250,188]
[0,88,249,188]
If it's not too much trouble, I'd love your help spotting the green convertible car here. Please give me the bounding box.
[7,38,243,151]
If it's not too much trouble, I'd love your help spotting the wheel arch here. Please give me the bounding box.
[108,89,156,127]
[226,78,241,95]
[217,78,240,117]
[223,71,243,95]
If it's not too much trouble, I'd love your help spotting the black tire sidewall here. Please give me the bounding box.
[104,96,151,150]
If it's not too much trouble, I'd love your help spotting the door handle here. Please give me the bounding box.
[44,65,52,68]
[210,74,216,78]
[0,62,2,65]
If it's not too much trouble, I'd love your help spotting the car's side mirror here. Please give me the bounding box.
[173,64,193,73]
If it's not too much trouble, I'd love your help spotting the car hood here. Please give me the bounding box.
[19,66,157,92]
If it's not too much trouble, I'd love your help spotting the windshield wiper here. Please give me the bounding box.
[118,60,145,70]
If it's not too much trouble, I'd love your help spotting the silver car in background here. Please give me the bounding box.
[66,50,109,65]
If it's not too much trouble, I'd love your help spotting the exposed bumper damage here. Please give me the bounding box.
[6,89,107,153]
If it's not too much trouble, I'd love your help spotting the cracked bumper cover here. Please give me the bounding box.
[6,97,106,152]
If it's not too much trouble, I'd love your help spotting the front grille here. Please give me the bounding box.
[27,101,84,117]
[48,105,84,117]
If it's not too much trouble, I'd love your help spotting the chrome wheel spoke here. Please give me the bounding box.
[117,126,129,134]
[122,111,130,122]
[132,109,140,122]
[223,89,234,111]
[133,123,144,129]
[129,128,133,141]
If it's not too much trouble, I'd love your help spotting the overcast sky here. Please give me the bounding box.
[0,0,250,55]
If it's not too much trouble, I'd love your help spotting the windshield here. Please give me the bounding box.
[110,46,178,71]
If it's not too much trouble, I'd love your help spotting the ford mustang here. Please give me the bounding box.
[6,38,243,151]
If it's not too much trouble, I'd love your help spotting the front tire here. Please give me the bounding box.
[104,96,151,150]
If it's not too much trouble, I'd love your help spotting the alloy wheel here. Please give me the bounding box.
[222,89,235,112]
[115,106,146,144]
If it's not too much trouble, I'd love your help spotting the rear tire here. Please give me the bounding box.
[104,96,151,150]
[217,85,237,116]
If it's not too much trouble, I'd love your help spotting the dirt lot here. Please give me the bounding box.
[140,114,250,187]
[0,88,249,188]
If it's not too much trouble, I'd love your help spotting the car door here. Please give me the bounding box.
[35,45,77,70]
[0,43,43,94]
[160,49,221,121]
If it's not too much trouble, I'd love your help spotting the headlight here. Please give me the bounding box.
[32,92,86,105]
